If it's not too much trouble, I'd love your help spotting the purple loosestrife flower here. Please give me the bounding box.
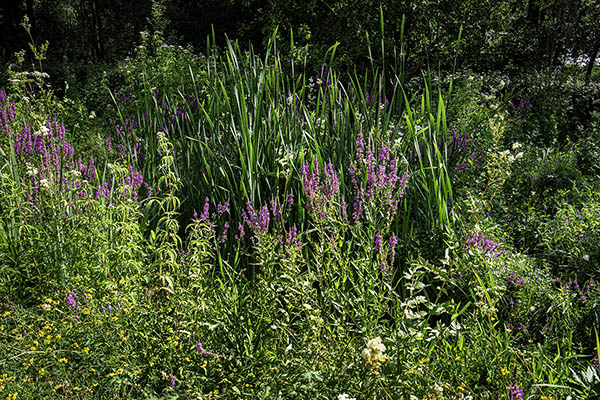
[464,232,508,258]
[508,384,524,400]
[374,232,383,253]
[270,199,281,218]
[301,156,340,219]
[200,197,210,221]
[195,341,218,357]
[0,89,16,133]
[284,225,302,249]
[65,292,79,311]
[388,233,398,259]
[241,201,270,240]
[349,133,408,223]
[505,272,524,289]
[220,223,230,243]
[235,222,245,241]
[258,205,270,232]
[217,201,229,214]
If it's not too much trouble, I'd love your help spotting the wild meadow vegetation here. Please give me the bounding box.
[1,3,600,399]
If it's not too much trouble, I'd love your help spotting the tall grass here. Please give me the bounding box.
[110,28,457,271]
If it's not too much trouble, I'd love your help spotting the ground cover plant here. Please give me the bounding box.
[1,9,600,400]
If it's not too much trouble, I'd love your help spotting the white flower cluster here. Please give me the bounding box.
[337,394,356,400]
[362,336,388,373]
[39,125,50,137]
[26,165,39,177]
[497,142,524,168]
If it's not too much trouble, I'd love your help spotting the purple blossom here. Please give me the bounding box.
[65,292,79,311]
[200,197,210,221]
[508,384,524,400]
[301,157,339,218]
[195,341,218,357]
[389,233,398,252]
[505,272,525,289]
[464,232,508,258]
[374,232,383,253]
[217,201,229,214]
[285,225,302,249]
[220,223,230,243]
[241,201,270,238]
[348,133,409,223]
[235,222,245,241]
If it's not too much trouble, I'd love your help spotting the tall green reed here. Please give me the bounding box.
[109,25,457,276]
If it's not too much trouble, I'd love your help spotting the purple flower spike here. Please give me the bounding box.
[508,384,524,400]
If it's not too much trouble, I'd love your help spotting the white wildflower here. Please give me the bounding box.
[338,394,356,400]
[427,383,444,400]
[39,125,49,137]
[69,170,81,177]
[40,179,50,189]
[88,111,96,119]
[26,165,38,176]
[512,142,521,150]
[31,71,49,79]
[514,152,524,160]
[362,336,388,373]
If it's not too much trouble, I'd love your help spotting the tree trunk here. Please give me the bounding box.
[586,42,599,82]
[91,0,105,60]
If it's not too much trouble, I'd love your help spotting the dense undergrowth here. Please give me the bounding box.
[1,29,600,399]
